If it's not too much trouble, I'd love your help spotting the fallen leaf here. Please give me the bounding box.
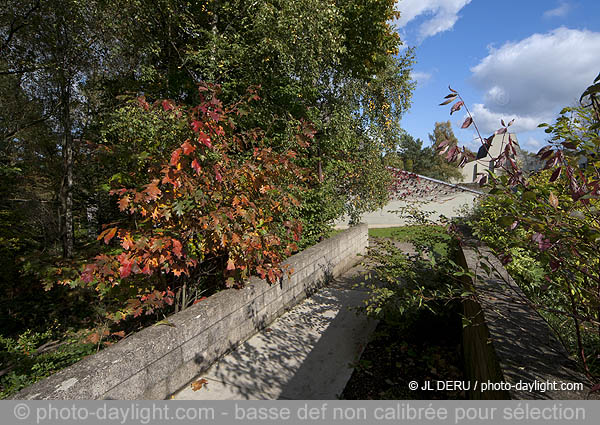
[191,378,209,391]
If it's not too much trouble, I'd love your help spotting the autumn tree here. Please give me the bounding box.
[102,0,414,240]
[426,121,465,181]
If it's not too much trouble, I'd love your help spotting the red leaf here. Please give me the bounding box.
[495,127,507,135]
[198,132,212,148]
[191,120,203,133]
[440,97,456,106]
[549,167,561,182]
[437,140,450,149]
[162,99,174,111]
[191,159,201,174]
[214,166,222,182]
[450,101,464,115]
[448,86,457,94]
[137,96,149,111]
[170,148,182,166]
[119,259,133,278]
[537,145,551,156]
[540,149,554,160]
[461,117,473,129]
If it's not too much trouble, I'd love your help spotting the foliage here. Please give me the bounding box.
[0,328,96,399]
[359,218,466,323]
[105,0,415,236]
[439,75,600,377]
[55,86,309,322]
[390,131,462,181]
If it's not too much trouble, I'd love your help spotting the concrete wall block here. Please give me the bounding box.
[102,369,149,400]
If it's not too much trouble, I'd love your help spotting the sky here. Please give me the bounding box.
[394,0,600,153]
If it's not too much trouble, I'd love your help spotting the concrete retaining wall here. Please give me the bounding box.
[13,224,368,400]
[458,238,597,400]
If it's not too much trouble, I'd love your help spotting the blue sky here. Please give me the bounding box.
[394,0,600,153]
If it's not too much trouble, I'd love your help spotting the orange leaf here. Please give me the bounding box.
[226,258,235,270]
[181,140,195,155]
[191,378,209,391]
[172,239,183,258]
[121,235,134,250]
[86,331,101,344]
[170,148,182,166]
[99,227,118,244]
[118,196,130,212]
[144,181,162,200]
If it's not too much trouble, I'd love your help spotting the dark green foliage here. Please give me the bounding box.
[0,329,97,399]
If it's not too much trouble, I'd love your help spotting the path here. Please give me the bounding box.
[173,265,377,400]
[335,192,479,229]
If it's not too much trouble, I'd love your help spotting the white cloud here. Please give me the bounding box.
[468,104,547,134]
[525,137,542,149]
[543,2,571,18]
[469,27,600,132]
[411,71,432,85]
[395,0,472,40]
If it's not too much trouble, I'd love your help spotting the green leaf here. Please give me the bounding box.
[522,191,536,202]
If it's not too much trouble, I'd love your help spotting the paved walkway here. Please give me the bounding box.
[335,192,479,228]
[173,266,377,400]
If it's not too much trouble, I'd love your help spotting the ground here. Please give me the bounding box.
[341,303,466,400]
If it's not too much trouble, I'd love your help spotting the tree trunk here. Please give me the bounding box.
[60,81,73,258]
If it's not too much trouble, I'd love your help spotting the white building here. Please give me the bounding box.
[460,133,519,183]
